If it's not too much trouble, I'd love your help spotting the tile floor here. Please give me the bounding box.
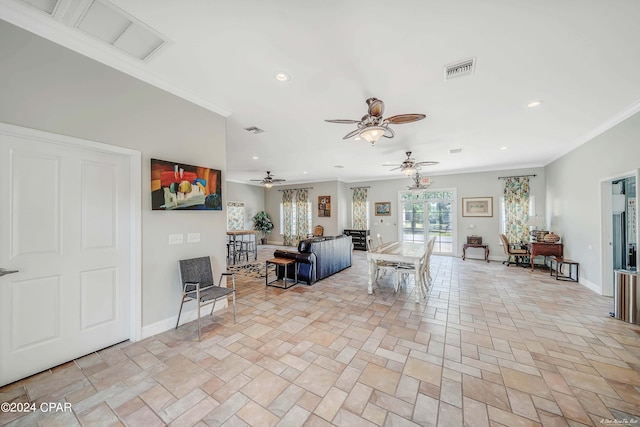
[1,247,640,426]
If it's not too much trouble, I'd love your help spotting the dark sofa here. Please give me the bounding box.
[273,235,353,285]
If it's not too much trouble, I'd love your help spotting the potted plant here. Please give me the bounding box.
[252,210,274,244]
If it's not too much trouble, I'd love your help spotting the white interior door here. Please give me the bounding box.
[0,127,133,386]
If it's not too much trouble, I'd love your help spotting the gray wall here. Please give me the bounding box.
[546,111,640,295]
[346,167,546,258]
[263,167,545,259]
[0,22,228,328]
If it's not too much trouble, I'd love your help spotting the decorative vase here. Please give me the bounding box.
[544,232,560,243]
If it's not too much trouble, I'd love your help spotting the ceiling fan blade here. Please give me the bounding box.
[249,179,264,182]
[383,127,395,138]
[388,166,401,171]
[416,161,440,166]
[366,98,384,117]
[386,113,426,124]
[342,128,362,139]
[272,179,286,182]
[325,119,361,124]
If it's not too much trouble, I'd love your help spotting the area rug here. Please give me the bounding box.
[228,261,275,279]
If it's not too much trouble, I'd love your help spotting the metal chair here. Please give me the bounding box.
[175,256,236,340]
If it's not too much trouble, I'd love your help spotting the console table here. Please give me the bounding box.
[343,229,369,251]
[462,244,490,262]
[529,242,563,271]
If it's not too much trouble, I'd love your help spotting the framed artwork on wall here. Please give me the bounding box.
[375,202,391,216]
[151,158,222,210]
[318,196,331,217]
[462,197,493,217]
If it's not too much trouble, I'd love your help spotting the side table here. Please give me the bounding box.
[462,244,490,263]
[265,258,297,289]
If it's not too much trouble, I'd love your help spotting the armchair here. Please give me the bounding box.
[499,234,530,267]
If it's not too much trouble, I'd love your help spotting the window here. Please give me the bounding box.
[500,195,535,234]
[280,201,312,234]
[399,190,456,254]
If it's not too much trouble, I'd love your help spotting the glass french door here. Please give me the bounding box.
[399,190,455,255]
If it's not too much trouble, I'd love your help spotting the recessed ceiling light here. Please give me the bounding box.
[252,156,259,160]
[500,147,508,150]
[527,100,543,108]
[274,71,290,82]
[303,171,308,174]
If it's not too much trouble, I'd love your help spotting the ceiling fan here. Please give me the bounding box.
[250,171,285,188]
[325,97,426,145]
[385,151,439,176]
[407,171,433,191]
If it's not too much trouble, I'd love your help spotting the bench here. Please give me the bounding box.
[548,256,579,282]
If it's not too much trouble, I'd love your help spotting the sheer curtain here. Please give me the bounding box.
[282,189,295,246]
[503,177,530,243]
[352,187,368,229]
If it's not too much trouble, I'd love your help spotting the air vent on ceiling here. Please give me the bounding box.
[20,0,59,15]
[244,126,265,134]
[74,0,167,61]
[444,58,476,81]
[450,148,463,154]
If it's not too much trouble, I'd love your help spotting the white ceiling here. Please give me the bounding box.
[3,0,640,186]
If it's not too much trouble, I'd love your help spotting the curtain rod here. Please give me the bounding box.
[498,174,537,179]
[350,186,371,189]
[276,187,313,191]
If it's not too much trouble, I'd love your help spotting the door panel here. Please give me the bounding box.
[1,129,131,386]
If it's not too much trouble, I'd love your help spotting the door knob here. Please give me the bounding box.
[0,268,19,277]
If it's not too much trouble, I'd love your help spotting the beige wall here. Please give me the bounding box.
[0,22,228,329]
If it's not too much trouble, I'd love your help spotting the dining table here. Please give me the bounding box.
[367,241,428,302]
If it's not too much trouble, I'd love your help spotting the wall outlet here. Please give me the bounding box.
[168,234,184,245]
[187,233,201,243]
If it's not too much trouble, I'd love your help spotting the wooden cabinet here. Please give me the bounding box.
[529,242,563,271]
[343,229,369,251]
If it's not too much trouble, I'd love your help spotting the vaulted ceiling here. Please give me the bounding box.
[2,0,640,185]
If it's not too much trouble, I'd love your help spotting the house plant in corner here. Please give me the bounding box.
[252,210,274,244]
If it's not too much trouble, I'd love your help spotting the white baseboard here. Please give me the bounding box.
[579,277,602,295]
[141,301,229,340]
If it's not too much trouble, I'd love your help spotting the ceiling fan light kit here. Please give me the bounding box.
[359,126,386,144]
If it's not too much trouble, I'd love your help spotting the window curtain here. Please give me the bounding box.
[282,189,295,246]
[295,189,309,242]
[353,187,368,229]
[503,177,530,243]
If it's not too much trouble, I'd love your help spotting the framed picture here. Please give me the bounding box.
[151,158,222,210]
[462,197,493,217]
[375,202,391,216]
[318,196,331,217]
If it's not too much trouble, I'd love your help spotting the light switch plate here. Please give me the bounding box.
[187,233,201,243]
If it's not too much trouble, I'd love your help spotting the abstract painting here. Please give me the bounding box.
[151,159,222,210]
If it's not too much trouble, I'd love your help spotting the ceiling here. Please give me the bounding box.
[3,0,640,186]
